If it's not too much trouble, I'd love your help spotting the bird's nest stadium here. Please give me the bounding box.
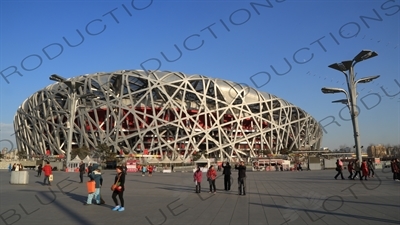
[14,70,323,161]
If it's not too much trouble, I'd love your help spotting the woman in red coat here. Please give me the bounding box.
[361,160,369,180]
[148,165,153,176]
[207,165,217,193]
[193,166,202,193]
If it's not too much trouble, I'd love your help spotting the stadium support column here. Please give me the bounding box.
[49,74,96,171]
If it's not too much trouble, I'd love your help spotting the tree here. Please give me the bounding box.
[17,150,27,160]
[338,145,352,153]
[191,151,201,162]
[71,146,90,160]
[94,143,116,162]
[280,148,292,155]
[394,145,400,157]
[386,144,400,157]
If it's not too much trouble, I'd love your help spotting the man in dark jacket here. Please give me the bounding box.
[235,161,246,195]
[79,161,85,183]
[367,159,375,178]
[222,162,231,191]
[87,163,93,177]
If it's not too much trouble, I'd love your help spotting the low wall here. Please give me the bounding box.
[170,165,195,172]
[323,159,337,169]
[0,160,63,171]
[0,161,30,170]
[309,163,322,170]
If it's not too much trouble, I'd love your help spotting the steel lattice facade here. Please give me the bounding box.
[14,70,322,161]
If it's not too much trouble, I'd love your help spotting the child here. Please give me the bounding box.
[142,165,147,176]
[85,164,103,205]
[37,164,42,177]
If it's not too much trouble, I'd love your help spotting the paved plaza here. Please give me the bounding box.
[0,168,399,225]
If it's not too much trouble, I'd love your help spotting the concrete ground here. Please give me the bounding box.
[0,168,399,225]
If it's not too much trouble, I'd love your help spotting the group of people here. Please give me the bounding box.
[78,161,161,212]
[334,158,376,180]
[139,164,154,176]
[81,163,126,212]
[9,163,24,171]
[32,156,399,214]
[193,161,247,195]
[15,161,51,184]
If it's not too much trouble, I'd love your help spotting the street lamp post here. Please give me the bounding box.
[49,74,96,171]
[321,50,380,167]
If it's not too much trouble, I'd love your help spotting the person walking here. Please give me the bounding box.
[207,165,217,194]
[367,159,375,178]
[391,159,398,181]
[37,164,43,177]
[347,161,353,179]
[396,158,400,181]
[79,161,85,183]
[222,162,231,191]
[235,161,247,196]
[8,163,12,172]
[352,159,361,180]
[42,161,53,186]
[141,165,147,176]
[148,165,153,176]
[87,163,93,177]
[123,163,128,175]
[112,166,126,212]
[297,162,303,171]
[334,159,345,180]
[84,164,103,205]
[193,166,202,193]
[361,159,369,180]
[392,158,400,181]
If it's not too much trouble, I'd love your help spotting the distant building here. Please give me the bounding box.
[3,148,17,159]
[367,145,386,158]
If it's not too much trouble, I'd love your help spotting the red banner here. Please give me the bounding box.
[126,159,138,172]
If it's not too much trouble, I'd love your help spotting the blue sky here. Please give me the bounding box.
[1,0,399,152]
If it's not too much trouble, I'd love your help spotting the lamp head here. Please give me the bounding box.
[353,49,378,63]
[321,87,347,94]
[328,60,353,72]
[356,75,380,84]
